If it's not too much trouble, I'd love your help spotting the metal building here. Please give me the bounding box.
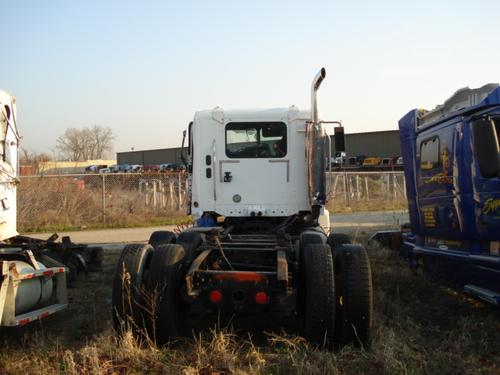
[332,130,401,158]
[117,147,184,166]
[116,130,401,165]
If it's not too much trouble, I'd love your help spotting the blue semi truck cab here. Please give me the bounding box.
[379,84,500,305]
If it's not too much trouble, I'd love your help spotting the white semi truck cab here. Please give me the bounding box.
[0,91,68,327]
[113,69,373,349]
[190,106,310,218]
[188,68,335,230]
[0,90,20,241]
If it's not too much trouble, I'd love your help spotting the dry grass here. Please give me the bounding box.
[17,176,189,232]
[327,198,408,214]
[0,239,498,375]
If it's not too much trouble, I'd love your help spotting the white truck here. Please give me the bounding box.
[0,90,68,326]
[112,69,373,349]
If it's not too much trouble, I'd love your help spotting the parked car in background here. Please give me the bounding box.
[355,155,366,166]
[85,164,108,173]
[128,164,143,172]
[381,156,400,167]
[362,156,382,167]
[143,164,161,172]
[160,163,176,172]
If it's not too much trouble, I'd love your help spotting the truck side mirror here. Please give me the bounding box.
[472,118,500,178]
[334,126,345,152]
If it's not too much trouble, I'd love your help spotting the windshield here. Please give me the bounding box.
[225,122,287,158]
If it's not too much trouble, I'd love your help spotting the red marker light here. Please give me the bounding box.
[255,291,269,305]
[209,290,223,304]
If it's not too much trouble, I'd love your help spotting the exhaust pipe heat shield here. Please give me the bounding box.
[307,68,327,209]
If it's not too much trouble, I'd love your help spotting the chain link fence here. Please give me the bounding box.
[325,171,407,212]
[18,172,189,231]
[17,171,406,231]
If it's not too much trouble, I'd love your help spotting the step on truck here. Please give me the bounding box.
[112,68,373,349]
[372,84,500,305]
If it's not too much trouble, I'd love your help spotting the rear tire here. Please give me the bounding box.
[301,243,336,349]
[176,231,203,264]
[148,231,176,249]
[335,244,373,347]
[327,233,351,253]
[111,243,154,336]
[146,243,186,345]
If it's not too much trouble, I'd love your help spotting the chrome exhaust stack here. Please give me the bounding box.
[306,68,327,217]
[311,68,326,125]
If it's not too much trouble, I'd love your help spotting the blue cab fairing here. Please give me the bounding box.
[399,85,500,302]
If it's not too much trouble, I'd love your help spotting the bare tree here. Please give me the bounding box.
[91,125,114,159]
[20,148,51,175]
[56,125,115,161]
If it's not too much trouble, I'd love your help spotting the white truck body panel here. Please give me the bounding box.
[0,91,19,241]
[191,106,312,218]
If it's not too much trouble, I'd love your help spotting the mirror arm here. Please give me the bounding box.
[180,130,188,168]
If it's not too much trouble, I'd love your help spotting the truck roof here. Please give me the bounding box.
[418,83,500,129]
[194,106,311,123]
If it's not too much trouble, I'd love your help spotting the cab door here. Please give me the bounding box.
[417,123,461,239]
[471,115,500,240]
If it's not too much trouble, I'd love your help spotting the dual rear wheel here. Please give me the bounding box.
[111,231,188,345]
[300,233,373,348]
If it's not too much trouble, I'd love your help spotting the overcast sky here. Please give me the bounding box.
[3,0,499,155]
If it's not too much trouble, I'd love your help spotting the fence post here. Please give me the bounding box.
[101,174,106,223]
[332,175,338,199]
[365,176,369,200]
[403,175,407,199]
[392,173,397,200]
[153,181,157,207]
[169,180,174,210]
[356,175,361,201]
[343,173,348,205]
[178,173,182,210]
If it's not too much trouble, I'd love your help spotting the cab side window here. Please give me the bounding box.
[0,105,10,162]
[472,117,500,178]
[420,137,440,170]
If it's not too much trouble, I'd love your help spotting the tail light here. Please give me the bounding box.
[209,290,223,304]
[255,291,269,305]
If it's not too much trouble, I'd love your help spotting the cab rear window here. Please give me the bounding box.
[225,122,287,158]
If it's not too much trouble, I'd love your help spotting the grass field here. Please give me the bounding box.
[0,236,498,375]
